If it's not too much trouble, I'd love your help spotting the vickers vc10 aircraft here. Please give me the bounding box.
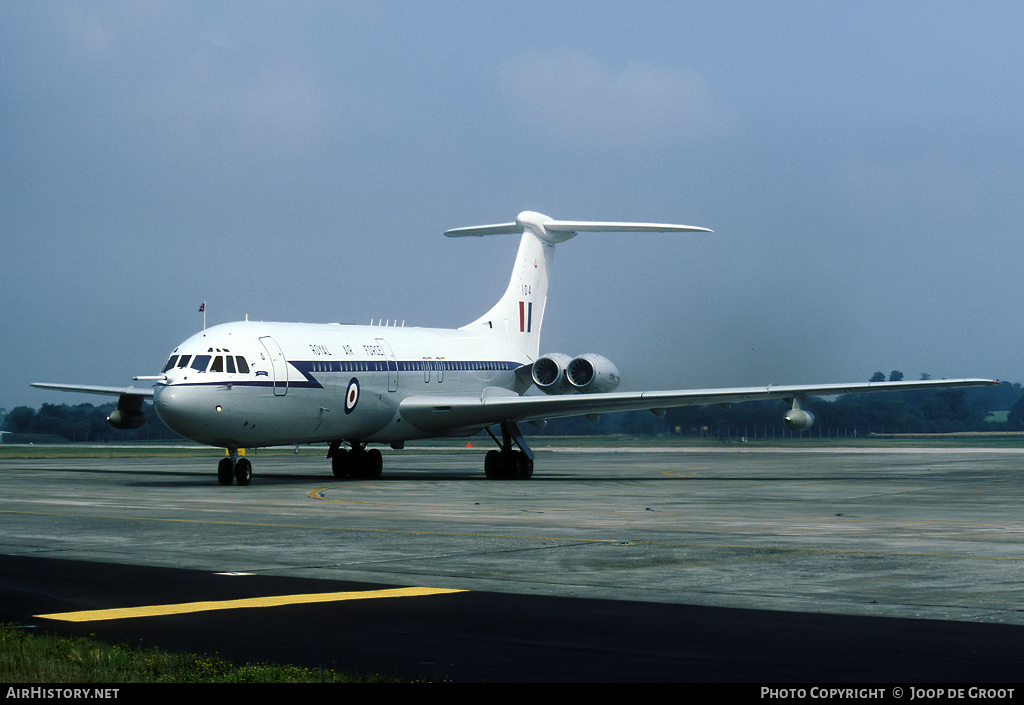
[34,211,995,485]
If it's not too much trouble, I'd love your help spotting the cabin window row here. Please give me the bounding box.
[400,360,514,372]
[308,360,514,373]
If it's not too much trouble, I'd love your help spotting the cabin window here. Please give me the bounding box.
[235,356,250,374]
[226,356,236,374]
[210,356,224,373]
[190,355,211,372]
[177,355,191,368]
[163,356,178,372]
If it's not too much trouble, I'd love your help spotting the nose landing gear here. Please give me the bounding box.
[217,449,252,486]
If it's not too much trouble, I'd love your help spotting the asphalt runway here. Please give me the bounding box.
[1,445,1023,682]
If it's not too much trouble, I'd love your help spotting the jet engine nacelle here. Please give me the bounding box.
[107,409,147,430]
[107,394,148,430]
[566,353,620,394]
[532,353,575,395]
[783,408,815,431]
[532,353,621,394]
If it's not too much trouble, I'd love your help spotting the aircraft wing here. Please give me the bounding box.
[399,378,998,434]
[31,383,155,399]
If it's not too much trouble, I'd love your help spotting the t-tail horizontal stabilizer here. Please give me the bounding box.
[444,210,712,244]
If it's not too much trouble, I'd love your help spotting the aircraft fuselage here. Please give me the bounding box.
[154,320,529,448]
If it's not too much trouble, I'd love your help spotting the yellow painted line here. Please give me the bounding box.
[35,586,467,623]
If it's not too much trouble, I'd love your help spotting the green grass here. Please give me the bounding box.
[0,624,399,683]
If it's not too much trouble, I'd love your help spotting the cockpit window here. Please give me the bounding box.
[176,353,250,374]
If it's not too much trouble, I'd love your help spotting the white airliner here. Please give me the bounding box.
[34,211,995,485]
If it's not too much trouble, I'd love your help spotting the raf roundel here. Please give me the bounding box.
[344,377,359,414]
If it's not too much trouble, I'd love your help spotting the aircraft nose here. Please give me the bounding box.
[153,384,208,441]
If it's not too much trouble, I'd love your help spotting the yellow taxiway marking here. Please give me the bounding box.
[35,586,467,623]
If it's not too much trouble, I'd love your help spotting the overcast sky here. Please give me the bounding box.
[3,1,1021,410]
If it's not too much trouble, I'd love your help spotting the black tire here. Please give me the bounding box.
[485,450,501,479]
[331,449,350,478]
[234,457,252,486]
[365,448,383,478]
[515,452,534,480]
[218,457,234,485]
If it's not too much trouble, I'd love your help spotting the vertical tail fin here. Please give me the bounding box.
[447,212,555,359]
[445,211,711,360]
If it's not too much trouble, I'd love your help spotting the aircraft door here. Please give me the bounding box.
[376,337,398,392]
[259,336,288,396]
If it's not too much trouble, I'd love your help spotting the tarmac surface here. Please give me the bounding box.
[1,444,1022,682]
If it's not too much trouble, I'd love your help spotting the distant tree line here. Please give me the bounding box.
[4,372,1023,442]
[2,402,182,442]
[528,373,1024,438]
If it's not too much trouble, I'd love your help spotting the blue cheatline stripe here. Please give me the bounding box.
[162,360,524,390]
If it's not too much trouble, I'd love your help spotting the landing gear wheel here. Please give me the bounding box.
[234,457,252,486]
[329,444,384,479]
[515,451,534,480]
[218,457,234,485]
[484,421,535,480]
[331,449,350,478]
[365,448,383,478]
[485,450,501,479]
[484,449,533,479]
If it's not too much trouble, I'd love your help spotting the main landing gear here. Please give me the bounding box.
[483,421,534,480]
[321,423,535,482]
[218,448,252,486]
[328,441,383,479]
